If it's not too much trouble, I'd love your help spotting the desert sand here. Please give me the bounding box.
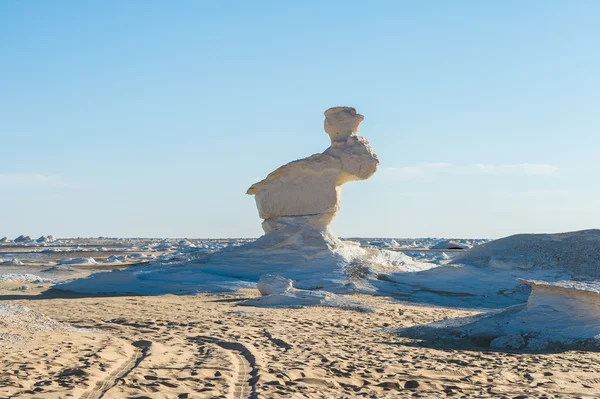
[2,277,600,399]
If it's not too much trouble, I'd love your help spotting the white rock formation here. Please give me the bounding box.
[0,258,25,266]
[397,278,600,350]
[14,235,32,243]
[376,229,600,309]
[452,229,600,278]
[257,274,293,296]
[247,106,378,245]
[55,107,437,300]
[490,334,525,349]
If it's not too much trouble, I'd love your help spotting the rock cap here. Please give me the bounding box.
[324,106,364,142]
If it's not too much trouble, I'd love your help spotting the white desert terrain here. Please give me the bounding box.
[2,108,599,398]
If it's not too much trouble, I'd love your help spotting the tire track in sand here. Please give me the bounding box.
[81,340,152,399]
[192,336,258,399]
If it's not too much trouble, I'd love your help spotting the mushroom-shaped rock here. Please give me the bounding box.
[257,274,293,296]
[0,258,25,266]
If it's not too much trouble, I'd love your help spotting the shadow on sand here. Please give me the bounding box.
[0,288,141,301]
[376,337,600,355]
[0,287,254,303]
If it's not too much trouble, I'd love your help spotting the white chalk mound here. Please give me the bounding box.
[430,240,471,250]
[397,278,600,350]
[57,257,97,265]
[0,258,25,266]
[247,106,378,225]
[452,229,600,278]
[14,235,32,243]
[257,274,293,296]
[374,229,600,309]
[56,107,437,300]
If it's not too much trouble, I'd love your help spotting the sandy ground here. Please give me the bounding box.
[0,281,599,399]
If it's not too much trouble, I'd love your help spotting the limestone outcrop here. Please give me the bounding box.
[247,106,378,238]
[257,274,293,296]
[397,279,600,350]
[55,107,437,300]
[451,229,600,278]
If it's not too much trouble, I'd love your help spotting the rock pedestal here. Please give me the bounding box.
[246,106,378,249]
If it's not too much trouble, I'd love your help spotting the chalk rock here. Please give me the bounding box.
[57,257,97,265]
[0,237,9,243]
[36,235,56,243]
[14,235,32,243]
[398,278,600,350]
[247,106,378,231]
[430,240,470,250]
[1,258,24,266]
[257,274,293,296]
[54,107,437,301]
[452,229,600,278]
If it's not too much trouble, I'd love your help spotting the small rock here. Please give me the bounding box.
[257,274,293,296]
[404,380,420,389]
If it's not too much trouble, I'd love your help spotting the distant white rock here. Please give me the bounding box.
[257,274,293,296]
[490,334,525,349]
[154,244,175,251]
[36,235,55,243]
[247,106,378,225]
[0,274,54,283]
[1,258,24,266]
[57,257,97,265]
[430,240,471,250]
[0,237,9,243]
[14,235,32,243]
[0,303,73,332]
[241,289,371,311]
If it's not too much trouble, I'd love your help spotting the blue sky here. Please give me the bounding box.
[1,1,599,239]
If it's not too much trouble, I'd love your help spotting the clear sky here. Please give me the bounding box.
[1,1,599,239]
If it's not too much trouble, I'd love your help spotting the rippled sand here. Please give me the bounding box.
[1,281,600,399]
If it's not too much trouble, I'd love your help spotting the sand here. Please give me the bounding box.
[2,281,600,399]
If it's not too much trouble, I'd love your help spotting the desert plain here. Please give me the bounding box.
[1,238,599,399]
